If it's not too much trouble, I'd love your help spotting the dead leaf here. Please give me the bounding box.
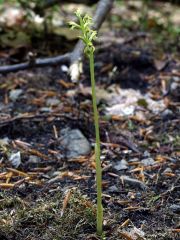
[61,189,72,217]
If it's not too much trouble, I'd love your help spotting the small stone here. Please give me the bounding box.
[113,159,128,171]
[169,158,177,163]
[169,204,180,213]
[170,77,180,97]
[162,109,173,116]
[9,89,23,101]
[143,151,151,157]
[122,150,132,154]
[163,167,172,173]
[9,151,21,168]
[60,128,91,158]
[39,107,52,112]
[172,76,180,83]
[136,192,142,198]
[46,98,60,106]
[28,155,40,164]
[141,158,155,166]
[108,185,119,193]
[162,109,173,120]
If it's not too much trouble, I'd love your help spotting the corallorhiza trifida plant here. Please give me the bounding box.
[69,10,103,236]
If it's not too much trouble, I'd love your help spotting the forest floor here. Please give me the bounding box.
[0,1,179,240]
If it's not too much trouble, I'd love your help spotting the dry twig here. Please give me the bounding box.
[0,0,114,81]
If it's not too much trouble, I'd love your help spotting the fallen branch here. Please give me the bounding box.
[0,0,114,80]
[32,0,99,17]
[36,0,98,10]
[0,54,70,74]
[69,0,113,81]
[0,112,78,128]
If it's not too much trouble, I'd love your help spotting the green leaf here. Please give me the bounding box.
[89,31,97,41]
[69,22,80,29]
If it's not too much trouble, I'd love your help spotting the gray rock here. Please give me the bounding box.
[170,76,180,97]
[162,109,173,118]
[143,151,151,157]
[108,185,119,193]
[46,98,60,106]
[60,128,91,158]
[141,158,155,166]
[9,89,23,101]
[114,159,128,171]
[9,151,21,168]
[169,204,180,213]
[28,155,40,164]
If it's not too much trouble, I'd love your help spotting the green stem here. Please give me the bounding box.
[89,51,103,236]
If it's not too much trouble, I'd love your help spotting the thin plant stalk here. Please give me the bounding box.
[69,10,103,236]
[89,51,103,235]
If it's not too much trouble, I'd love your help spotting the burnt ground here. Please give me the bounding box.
[0,1,180,240]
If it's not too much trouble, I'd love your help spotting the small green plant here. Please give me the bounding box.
[69,10,103,236]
